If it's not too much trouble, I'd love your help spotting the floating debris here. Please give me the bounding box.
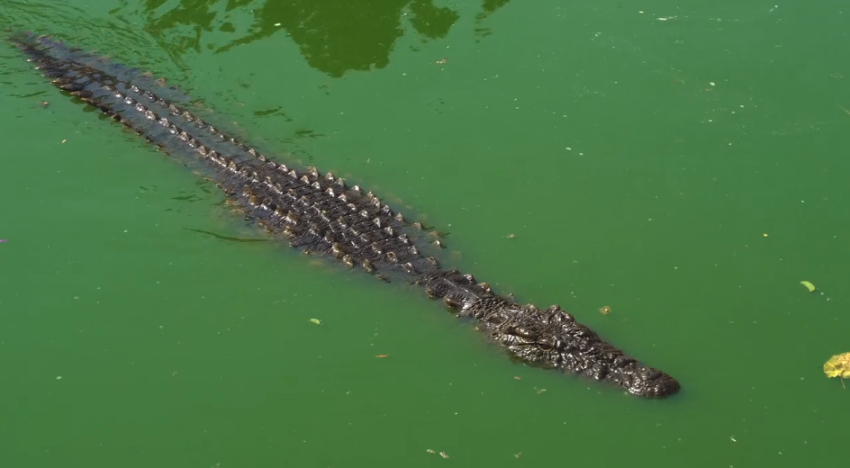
[824,352,850,389]
[426,449,436,454]
[439,451,450,459]
[309,318,322,325]
[800,281,816,293]
[0,239,7,243]
[375,354,389,358]
[599,306,612,315]
[185,228,269,243]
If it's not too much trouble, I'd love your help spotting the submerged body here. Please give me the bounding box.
[11,32,680,398]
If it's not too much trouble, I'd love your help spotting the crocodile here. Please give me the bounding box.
[10,32,681,398]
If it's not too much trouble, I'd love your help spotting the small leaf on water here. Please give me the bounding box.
[309,318,322,325]
[799,280,816,292]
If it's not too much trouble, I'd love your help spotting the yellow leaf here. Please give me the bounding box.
[823,353,850,379]
[799,280,816,292]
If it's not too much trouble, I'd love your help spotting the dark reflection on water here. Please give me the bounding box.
[131,0,511,77]
[0,0,511,84]
[0,0,512,178]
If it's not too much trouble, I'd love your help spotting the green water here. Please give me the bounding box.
[1,1,848,466]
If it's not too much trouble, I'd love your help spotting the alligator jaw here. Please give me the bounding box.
[419,270,680,398]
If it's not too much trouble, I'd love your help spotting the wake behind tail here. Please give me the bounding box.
[8,31,262,177]
[11,31,192,104]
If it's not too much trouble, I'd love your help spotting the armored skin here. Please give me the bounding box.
[10,32,680,398]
